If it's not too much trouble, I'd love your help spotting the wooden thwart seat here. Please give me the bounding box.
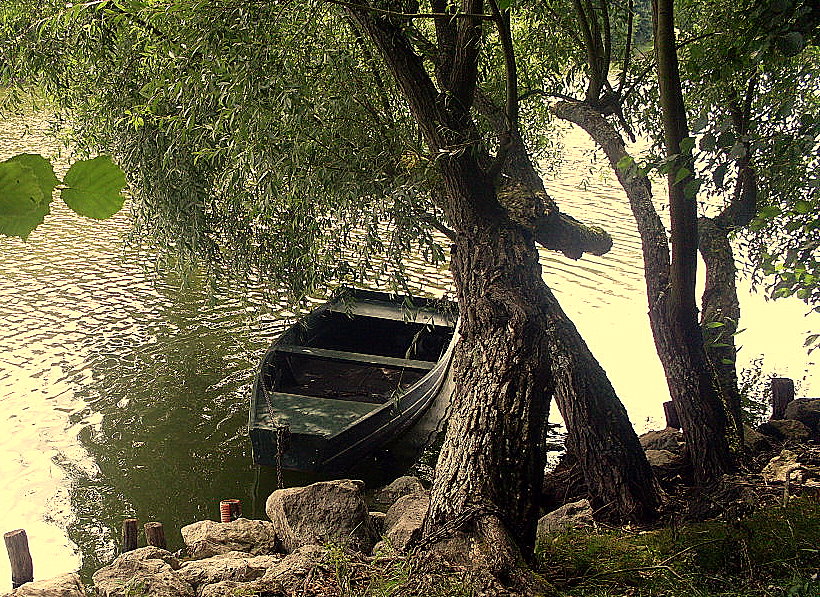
[328,298,455,328]
[276,344,436,372]
[256,391,382,436]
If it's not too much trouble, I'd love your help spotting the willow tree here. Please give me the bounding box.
[0,0,660,570]
[522,0,818,482]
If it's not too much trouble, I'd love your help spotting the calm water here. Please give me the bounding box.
[1,112,816,586]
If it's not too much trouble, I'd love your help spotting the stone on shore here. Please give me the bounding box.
[92,547,193,597]
[380,490,430,553]
[639,428,685,453]
[265,479,377,553]
[373,476,425,505]
[177,552,281,591]
[757,419,812,442]
[1,573,86,597]
[536,498,594,539]
[181,518,280,559]
[784,398,820,433]
[762,449,804,483]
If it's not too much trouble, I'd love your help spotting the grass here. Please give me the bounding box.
[534,498,820,597]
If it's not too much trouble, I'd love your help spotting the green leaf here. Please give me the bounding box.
[496,0,515,10]
[616,155,634,172]
[793,200,812,214]
[60,156,127,219]
[0,159,51,239]
[776,31,805,57]
[704,321,725,328]
[713,163,728,188]
[6,154,59,200]
[679,136,696,154]
[683,179,701,199]
[674,167,691,184]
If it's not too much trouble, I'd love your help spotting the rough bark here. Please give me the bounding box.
[348,3,658,562]
[698,216,743,449]
[552,99,735,484]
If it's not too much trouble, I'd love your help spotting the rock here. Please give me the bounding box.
[645,449,682,469]
[762,449,805,483]
[266,480,377,553]
[757,419,812,442]
[536,499,594,539]
[92,547,193,597]
[639,428,685,453]
[784,398,820,433]
[258,545,328,593]
[369,511,386,536]
[743,425,771,453]
[381,491,430,552]
[2,573,86,597]
[373,476,425,505]
[198,578,283,597]
[181,518,280,559]
[177,552,280,591]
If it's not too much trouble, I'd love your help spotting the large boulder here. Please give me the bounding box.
[639,428,685,453]
[265,480,377,553]
[379,491,430,553]
[92,547,193,597]
[536,499,594,540]
[177,552,280,591]
[784,398,820,433]
[1,573,86,597]
[373,476,425,506]
[757,419,812,442]
[181,518,280,559]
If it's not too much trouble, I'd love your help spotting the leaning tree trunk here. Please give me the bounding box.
[552,99,734,484]
[349,2,658,566]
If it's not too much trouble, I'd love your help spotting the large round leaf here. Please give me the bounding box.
[0,158,50,239]
[61,156,127,219]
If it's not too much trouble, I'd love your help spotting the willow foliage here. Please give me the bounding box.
[1,0,447,297]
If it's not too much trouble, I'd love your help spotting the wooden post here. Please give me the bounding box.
[770,377,795,420]
[4,529,33,589]
[663,400,681,429]
[144,522,166,550]
[219,499,242,523]
[121,519,138,553]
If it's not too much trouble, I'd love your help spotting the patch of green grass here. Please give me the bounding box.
[535,498,820,597]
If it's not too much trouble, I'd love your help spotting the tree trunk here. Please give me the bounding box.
[349,4,658,564]
[698,216,744,451]
[552,99,734,484]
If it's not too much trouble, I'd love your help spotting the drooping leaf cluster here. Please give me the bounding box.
[0,0,448,297]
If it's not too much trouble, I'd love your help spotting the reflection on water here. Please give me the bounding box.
[1,111,816,586]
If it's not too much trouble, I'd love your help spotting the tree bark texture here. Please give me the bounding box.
[698,216,744,451]
[552,100,734,484]
[349,5,659,554]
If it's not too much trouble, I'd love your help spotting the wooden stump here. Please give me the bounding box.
[771,378,795,420]
[144,522,166,550]
[663,400,681,429]
[4,529,33,589]
[121,519,138,553]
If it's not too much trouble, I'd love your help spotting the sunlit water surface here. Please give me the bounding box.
[0,111,815,587]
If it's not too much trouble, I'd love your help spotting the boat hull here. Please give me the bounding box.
[249,288,458,473]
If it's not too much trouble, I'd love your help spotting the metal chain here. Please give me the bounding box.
[261,376,289,489]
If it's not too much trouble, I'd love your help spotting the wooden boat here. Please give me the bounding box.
[249,287,459,473]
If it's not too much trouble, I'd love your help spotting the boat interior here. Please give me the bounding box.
[266,307,455,405]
